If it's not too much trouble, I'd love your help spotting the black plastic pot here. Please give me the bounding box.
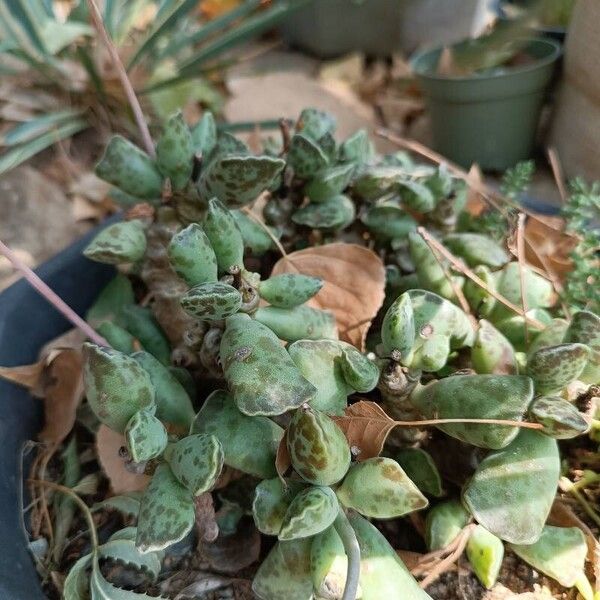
[0,225,115,599]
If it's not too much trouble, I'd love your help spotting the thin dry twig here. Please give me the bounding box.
[241,207,287,257]
[516,213,529,343]
[0,239,108,346]
[416,227,546,329]
[395,417,542,430]
[86,0,155,158]
[547,146,568,204]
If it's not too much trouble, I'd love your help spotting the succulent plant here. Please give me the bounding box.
[48,105,599,600]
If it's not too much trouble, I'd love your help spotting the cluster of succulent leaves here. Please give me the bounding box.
[72,106,600,600]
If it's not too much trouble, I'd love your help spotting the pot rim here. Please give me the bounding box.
[411,36,562,83]
[493,0,568,35]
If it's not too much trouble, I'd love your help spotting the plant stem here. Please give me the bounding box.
[334,510,361,600]
[0,239,108,347]
[516,213,529,343]
[395,417,543,430]
[241,207,287,257]
[86,0,156,158]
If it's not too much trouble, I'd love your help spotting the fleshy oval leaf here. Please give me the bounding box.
[203,197,245,273]
[381,292,416,360]
[125,409,168,463]
[425,500,470,551]
[84,220,146,265]
[471,319,518,375]
[253,478,305,536]
[279,486,339,541]
[254,305,338,343]
[180,281,242,321]
[466,525,504,589]
[156,111,193,190]
[527,343,590,394]
[305,163,355,202]
[443,233,509,268]
[394,447,444,498]
[287,133,330,179]
[292,194,355,231]
[529,396,589,439]
[167,223,218,286]
[259,274,323,309]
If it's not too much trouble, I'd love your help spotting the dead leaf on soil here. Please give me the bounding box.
[275,430,291,482]
[96,425,149,494]
[0,361,46,394]
[332,400,397,461]
[271,243,386,351]
[195,492,219,544]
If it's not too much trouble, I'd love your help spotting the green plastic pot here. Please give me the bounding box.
[412,38,562,171]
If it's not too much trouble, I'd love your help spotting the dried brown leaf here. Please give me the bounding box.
[271,243,386,351]
[96,425,149,494]
[195,492,219,543]
[332,400,397,461]
[0,361,45,394]
[275,430,291,481]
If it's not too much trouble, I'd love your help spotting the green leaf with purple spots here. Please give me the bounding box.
[220,313,317,416]
[425,500,470,550]
[529,396,589,439]
[443,233,509,268]
[156,112,193,191]
[254,305,338,343]
[125,409,168,463]
[339,128,372,164]
[136,464,195,553]
[231,209,280,256]
[252,538,313,600]
[164,433,223,496]
[191,111,217,156]
[167,223,218,286]
[336,457,427,519]
[527,343,590,394]
[95,135,162,199]
[287,406,351,486]
[398,179,436,213]
[466,525,504,589]
[509,525,588,588]
[296,108,336,141]
[381,292,416,360]
[304,163,355,202]
[83,344,155,433]
[258,274,323,309]
[494,308,552,352]
[410,374,534,449]
[361,201,418,241]
[192,390,283,478]
[471,319,518,375]
[528,318,569,355]
[84,220,147,265]
[209,132,249,160]
[203,198,245,273]
[180,281,242,321]
[292,194,355,230]
[287,133,330,180]
[463,429,560,544]
[252,478,305,536]
[279,486,338,541]
[394,447,444,497]
[339,345,380,393]
[565,310,600,384]
[198,155,285,209]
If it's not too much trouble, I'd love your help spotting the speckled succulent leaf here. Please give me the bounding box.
[86,274,135,326]
[191,111,217,156]
[509,525,587,588]
[565,310,600,383]
[125,409,168,462]
[220,313,317,416]
[528,318,569,356]
[180,281,242,321]
[84,220,146,265]
[99,534,163,579]
[494,309,552,352]
[311,525,358,600]
[287,406,351,486]
[305,163,355,202]
[443,233,509,268]
[254,305,338,343]
[529,396,589,439]
[136,463,195,553]
[209,132,249,160]
[353,166,404,200]
[339,346,379,393]
[349,513,433,600]
[95,135,162,199]
[132,351,195,428]
[393,448,444,497]
[463,429,560,544]
[287,133,330,179]
[409,232,463,301]
[203,198,245,273]
[339,128,372,164]
[96,322,136,354]
[411,374,534,449]
[119,305,171,366]
[472,320,518,375]
[292,194,355,230]
[252,538,313,600]
[424,165,453,199]
[164,433,224,495]
[490,263,556,322]
[92,494,142,518]
[83,344,155,433]
[192,390,283,478]
[527,343,590,394]
[466,525,504,589]
[156,112,193,191]
[167,223,218,287]
[252,478,305,536]
[361,201,417,241]
[288,340,353,415]
[425,500,470,551]
[279,486,339,541]
[410,332,451,372]
[398,179,436,213]
[198,155,285,209]
[336,457,427,519]
[259,273,323,309]
[231,209,279,256]
[464,265,497,317]
[63,552,91,600]
[296,108,336,141]
[381,292,416,360]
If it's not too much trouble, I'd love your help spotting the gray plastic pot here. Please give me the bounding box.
[412,37,562,171]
